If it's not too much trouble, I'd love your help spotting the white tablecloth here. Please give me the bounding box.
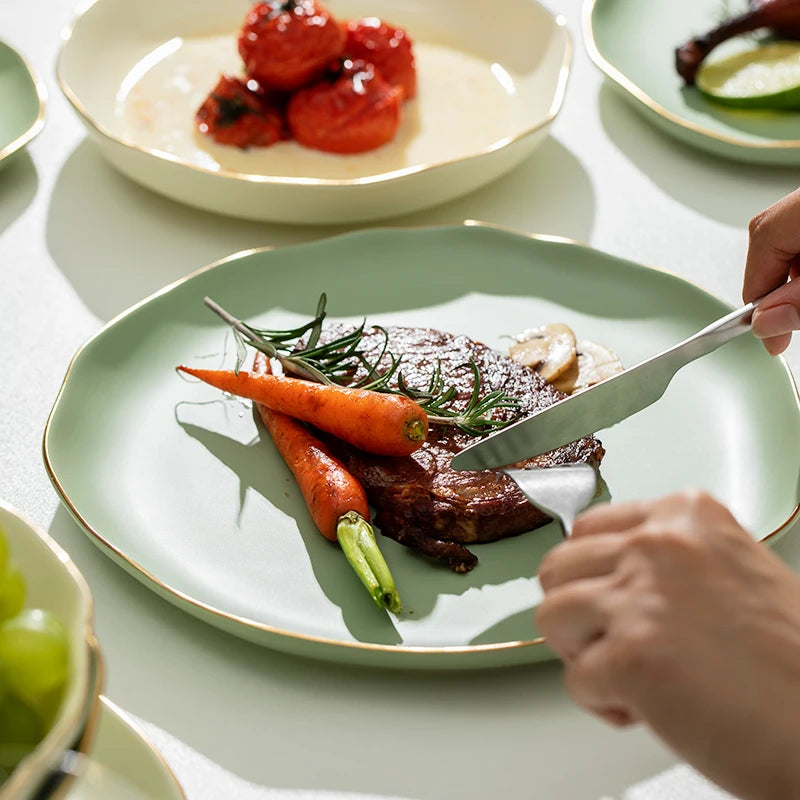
[137,716,739,800]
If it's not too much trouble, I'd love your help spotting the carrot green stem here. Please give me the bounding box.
[336,511,401,613]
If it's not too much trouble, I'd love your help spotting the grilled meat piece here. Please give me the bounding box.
[318,325,605,573]
[676,0,800,84]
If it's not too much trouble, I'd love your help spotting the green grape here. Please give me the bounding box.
[0,564,26,623]
[0,693,42,744]
[0,693,43,771]
[25,680,66,731]
[0,535,73,781]
[0,527,8,577]
[0,609,69,702]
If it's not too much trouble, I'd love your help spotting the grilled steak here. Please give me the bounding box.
[317,325,605,573]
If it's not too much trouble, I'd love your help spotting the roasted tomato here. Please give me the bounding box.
[195,75,287,148]
[238,0,345,91]
[342,17,416,100]
[287,59,402,154]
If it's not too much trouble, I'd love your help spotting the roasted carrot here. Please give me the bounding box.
[257,400,365,541]
[253,354,401,612]
[176,364,427,457]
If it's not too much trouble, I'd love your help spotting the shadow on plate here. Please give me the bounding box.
[177,416,404,646]
[394,136,596,245]
[177,404,613,646]
[202,225,705,332]
[49,500,408,679]
[470,606,546,647]
[680,85,800,141]
[46,504,367,682]
[0,150,37,235]
[598,83,800,226]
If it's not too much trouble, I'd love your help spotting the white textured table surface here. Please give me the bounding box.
[2,2,799,799]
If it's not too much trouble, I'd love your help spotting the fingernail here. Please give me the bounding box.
[763,334,792,357]
[752,304,800,339]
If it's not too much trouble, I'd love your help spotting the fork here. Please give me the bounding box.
[503,463,598,537]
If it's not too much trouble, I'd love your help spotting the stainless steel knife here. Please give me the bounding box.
[450,300,760,471]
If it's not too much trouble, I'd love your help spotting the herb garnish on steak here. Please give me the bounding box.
[320,325,605,573]
[204,296,605,573]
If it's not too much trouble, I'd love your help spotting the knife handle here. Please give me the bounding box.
[671,298,761,365]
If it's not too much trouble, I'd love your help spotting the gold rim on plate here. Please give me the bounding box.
[0,41,46,164]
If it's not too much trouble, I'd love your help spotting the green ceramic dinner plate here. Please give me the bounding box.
[44,225,800,669]
[0,40,45,167]
[583,0,800,164]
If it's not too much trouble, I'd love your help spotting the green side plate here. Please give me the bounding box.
[583,0,800,164]
[69,698,185,799]
[44,225,800,669]
[0,40,45,167]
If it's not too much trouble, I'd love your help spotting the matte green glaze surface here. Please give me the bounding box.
[0,41,44,166]
[44,225,800,668]
[584,0,800,164]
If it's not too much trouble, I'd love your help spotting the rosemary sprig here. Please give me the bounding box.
[400,361,523,436]
[203,295,524,436]
[205,296,332,383]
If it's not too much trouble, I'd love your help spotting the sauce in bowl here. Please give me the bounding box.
[114,34,526,180]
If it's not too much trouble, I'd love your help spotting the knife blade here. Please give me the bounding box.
[450,300,760,471]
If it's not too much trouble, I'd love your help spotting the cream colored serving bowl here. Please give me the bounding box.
[0,501,102,800]
[57,0,571,224]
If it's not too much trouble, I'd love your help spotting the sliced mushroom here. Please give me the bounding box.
[509,323,577,382]
[560,340,624,395]
[550,357,580,394]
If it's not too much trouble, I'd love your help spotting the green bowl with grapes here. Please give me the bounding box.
[0,500,102,800]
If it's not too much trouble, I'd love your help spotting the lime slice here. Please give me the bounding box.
[696,41,800,110]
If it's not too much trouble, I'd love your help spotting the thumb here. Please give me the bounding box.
[751,269,800,356]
